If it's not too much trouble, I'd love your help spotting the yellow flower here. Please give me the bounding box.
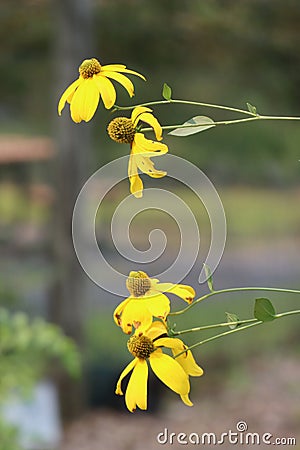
[113,271,195,334]
[58,58,145,123]
[107,106,168,198]
[115,321,203,412]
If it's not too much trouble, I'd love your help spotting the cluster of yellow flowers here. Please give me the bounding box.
[58,58,203,412]
[58,57,167,198]
[114,270,203,412]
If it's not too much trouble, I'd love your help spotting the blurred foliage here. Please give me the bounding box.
[0,308,80,399]
[0,308,81,445]
[0,418,20,450]
[0,0,300,183]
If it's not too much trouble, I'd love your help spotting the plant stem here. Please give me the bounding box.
[140,114,300,134]
[174,322,262,358]
[172,309,300,337]
[113,99,256,117]
[113,99,300,127]
[172,318,257,336]
[173,308,300,358]
[169,286,300,317]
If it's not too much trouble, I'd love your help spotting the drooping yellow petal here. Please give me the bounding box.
[131,107,153,127]
[146,321,168,341]
[180,394,193,406]
[115,358,137,395]
[174,349,204,377]
[125,359,148,412]
[70,79,100,123]
[155,337,204,377]
[57,78,82,115]
[133,133,168,155]
[142,293,170,320]
[120,299,153,334]
[93,74,116,109]
[135,155,167,179]
[113,297,132,327]
[113,67,146,81]
[102,71,135,97]
[101,64,146,81]
[149,351,190,396]
[138,112,163,140]
[128,152,143,198]
[101,64,127,71]
[154,337,184,350]
[154,282,195,304]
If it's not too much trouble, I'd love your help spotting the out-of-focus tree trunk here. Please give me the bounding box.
[50,0,94,421]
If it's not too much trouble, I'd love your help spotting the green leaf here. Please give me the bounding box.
[168,116,215,136]
[162,83,172,101]
[203,264,214,292]
[246,102,257,115]
[254,298,276,322]
[225,312,239,329]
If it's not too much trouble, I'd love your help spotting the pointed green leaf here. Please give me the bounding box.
[225,312,240,329]
[254,298,276,322]
[168,116,215,136]
[246,102,257,115]
[162,83,172,101]
[203,263,214,292]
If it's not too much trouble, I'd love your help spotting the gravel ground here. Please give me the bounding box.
[61,355,300,450]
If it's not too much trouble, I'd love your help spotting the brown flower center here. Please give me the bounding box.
[127,334,155,359]
[126,271,152,297]
[79,58,102,79]
[107,117,136,144]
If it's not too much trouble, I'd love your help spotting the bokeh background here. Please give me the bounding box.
[0,0,300,449]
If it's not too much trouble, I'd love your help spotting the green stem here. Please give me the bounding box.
[174,322,262,357]
[140,114,300,134]
[172,318,257,336]
[169,286,300,317]
[173,309,300,358]
[275,309,300,319]
[113,99,256,117]
[172,309,300,337]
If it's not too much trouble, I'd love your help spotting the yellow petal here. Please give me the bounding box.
[109,67,146,81]
[138,112,163,140]
[121,299,153,334]
[93,74,116,109]
[154,337,183,350]
[131,107,153,127]
[120,68,146,80]
[128,152,144,198]
[102,71,134,97]
[70,79,100,123]
[155,338,204,377]
[57,78,81,115]
[101,64,127,71]
[125,359,148,412]
[101,65,145,80]
[155,283,195,304]
[142,293,170,320]
[133,133,168,155]
[180,394,193,406]
[135,155,167,179]
[146,321,168,341]
[115,358,137,395]
[175,349,204,377]
[149,352,190,396]
[113,297,132,327]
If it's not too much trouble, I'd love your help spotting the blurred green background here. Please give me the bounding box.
[0,0,299,449]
